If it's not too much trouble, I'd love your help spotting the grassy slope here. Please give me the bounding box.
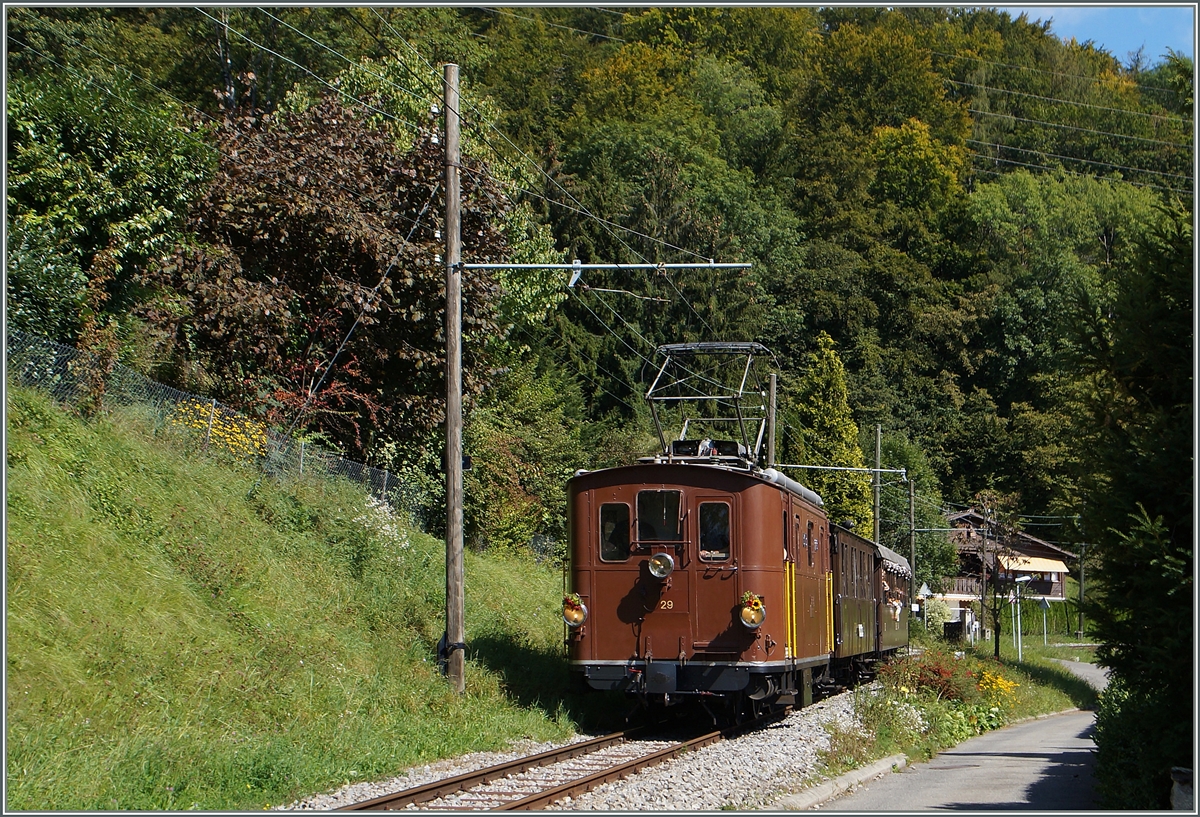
[5,386,584,810]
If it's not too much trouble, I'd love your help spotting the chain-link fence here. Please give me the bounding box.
[6,329,424,524]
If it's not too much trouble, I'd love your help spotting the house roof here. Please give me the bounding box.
[945,509,1078,561]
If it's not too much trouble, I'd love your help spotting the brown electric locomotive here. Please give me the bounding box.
[561,343,910,715]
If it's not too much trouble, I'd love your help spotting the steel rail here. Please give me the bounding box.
[340,709,787,811]
[494,724,728,810]
[339,729,639,810]
[496,710,791,810]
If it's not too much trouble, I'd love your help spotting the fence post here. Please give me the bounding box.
[204,398,217,449]
[299,441,305,476]
[383,469,389,501]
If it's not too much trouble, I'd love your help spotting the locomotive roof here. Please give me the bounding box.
[655,341,771,356]
[571,460,760,486]
[569,460,824,507]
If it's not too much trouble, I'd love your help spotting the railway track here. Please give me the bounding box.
[340,711,788,811]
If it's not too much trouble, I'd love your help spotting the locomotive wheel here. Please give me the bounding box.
[746,674,777,701]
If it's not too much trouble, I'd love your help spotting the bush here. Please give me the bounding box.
[922,598,953,633]
[1094,675,1180,809]
[878,648,982,703]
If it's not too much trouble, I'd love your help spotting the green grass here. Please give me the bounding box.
[5,385,609,810]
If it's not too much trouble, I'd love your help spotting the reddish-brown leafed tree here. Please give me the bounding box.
[138,96,512,462]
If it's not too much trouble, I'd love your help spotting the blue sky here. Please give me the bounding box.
[993,6,1195,64]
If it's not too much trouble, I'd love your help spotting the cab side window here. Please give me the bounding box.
[599,503,630,562]
[698,502,730,561]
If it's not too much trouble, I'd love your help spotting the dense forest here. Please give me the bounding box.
[5,7,1192,807]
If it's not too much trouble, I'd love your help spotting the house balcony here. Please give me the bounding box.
[941,577,1066,600]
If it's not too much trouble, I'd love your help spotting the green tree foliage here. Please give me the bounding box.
[6,7,198,106]
[943,9,1192,196]
[1092,513,1192,809]
[802,11,970,142]
[952,171,1160,507]
[5,70,213,360]
[1139,49,1194,115]
[464,358,587,556]
[622,7,821,99]
[10,3,1193,594]
[778,333,873,530]
[327,53,566,337]
[5,221,88,341]
[1068,202,1192,808]
[869,117,966,238]
[875,433,959,592]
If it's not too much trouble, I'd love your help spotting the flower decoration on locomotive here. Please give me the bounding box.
[562,592,588,627]
[739,591,765,628]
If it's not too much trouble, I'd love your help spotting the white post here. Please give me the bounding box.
[1016,588,1024,662]
[204,398,217,448]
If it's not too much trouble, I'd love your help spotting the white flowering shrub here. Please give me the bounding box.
[353,496,411,559]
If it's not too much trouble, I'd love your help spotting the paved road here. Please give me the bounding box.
[1052,658,1109,692]
[819,710,1098,811]
[819,661,1108,811]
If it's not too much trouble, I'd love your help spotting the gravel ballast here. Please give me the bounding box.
[279,691,859,811]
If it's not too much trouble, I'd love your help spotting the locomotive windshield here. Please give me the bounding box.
[636,490,682,541]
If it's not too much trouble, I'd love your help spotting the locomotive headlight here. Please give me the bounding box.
[739,604,766,628]
[740,591,766,629]
[647,552,675,579]
[563,594,588,627]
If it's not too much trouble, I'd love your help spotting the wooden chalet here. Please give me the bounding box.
[935,508,1077,631]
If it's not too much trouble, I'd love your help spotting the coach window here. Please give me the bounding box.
[806,521,815,567]
[637,490,683,542]
[698,502,731,561]
[599,503,631,562]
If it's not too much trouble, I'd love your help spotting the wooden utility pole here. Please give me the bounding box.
[908,478,916,605]
[981,504,989,648]
[767,373,777,468]
[444,63,465,694]
[1076,543,1086,639]
[872,424,881,544]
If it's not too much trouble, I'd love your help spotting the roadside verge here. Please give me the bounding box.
[767,707,1083,810]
